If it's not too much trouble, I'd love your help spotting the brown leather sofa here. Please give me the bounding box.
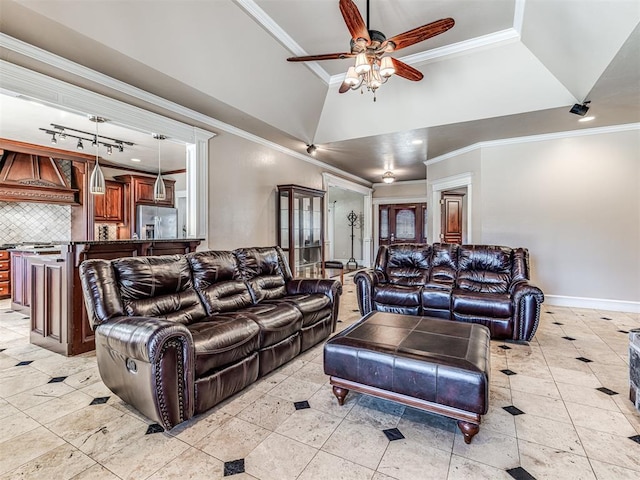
[80,246,341,430]
[355,243,543,341]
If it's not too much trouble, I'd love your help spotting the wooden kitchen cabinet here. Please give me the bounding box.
[0,250,10,299]
[94,180,124,222]
[115,174,175,207]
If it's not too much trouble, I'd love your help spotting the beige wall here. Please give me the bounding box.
[427,128,640,306]
[209,133,325,250]
[373,180,427,199]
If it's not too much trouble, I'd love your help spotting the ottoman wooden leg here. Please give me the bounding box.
[332,386,349,406]
[457,421,480,444]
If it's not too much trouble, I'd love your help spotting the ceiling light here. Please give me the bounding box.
[382,171,396,184]
[153,133,167,202]
[379,57,395,77]
[50,133,57,144]
[578,116,595,122]
[92,135,98,147]
[306,144,317,155]
[88,115,106,195]
[412,139,423,145]
[106,145,113,155]
[116,142,124,152]
[570,101,590,116]
[131,158,141,162]
[76,139,84,150]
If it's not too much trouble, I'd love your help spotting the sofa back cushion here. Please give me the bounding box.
[456,245,513,294]
[112,255,206,325]
[380,244,430,286]
[235,247,287,302]
[429,243,459,284]
[187,250,253,315]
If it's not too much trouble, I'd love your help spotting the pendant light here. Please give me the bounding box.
[88,115,106,195]
[153,133,166,201]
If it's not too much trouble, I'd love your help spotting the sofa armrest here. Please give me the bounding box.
[286,279,342,331]
[95,316,195,430]
[354,270,383,316]
[510,282,545,341]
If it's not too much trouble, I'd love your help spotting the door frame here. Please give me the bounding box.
[373,195,428,255]
[430,173,473,244]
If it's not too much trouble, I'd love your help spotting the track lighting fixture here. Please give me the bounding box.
[570,101,590,116]
[51,133,57,144]
[40,122,134,154]
[106,145,112,155]
[92,135,98,147]
[306,144,317,155]
[76,139,84,150]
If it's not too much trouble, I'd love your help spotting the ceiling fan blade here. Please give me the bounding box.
[387,18,455,51]
[391,58,423,81]
[339,0,370,44]
[338,81,352,94]
[287,53,355,62]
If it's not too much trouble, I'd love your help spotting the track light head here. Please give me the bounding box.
[76,139,84,150]
[306,144,317,155]
[570,101,590,116]
[51,133,57,144]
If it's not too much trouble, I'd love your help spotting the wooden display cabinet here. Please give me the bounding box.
[94,180,124,222]
[0,250,10,299]
[277,184,325,278]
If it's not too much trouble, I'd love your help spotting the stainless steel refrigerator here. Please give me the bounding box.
[136,205,178,239]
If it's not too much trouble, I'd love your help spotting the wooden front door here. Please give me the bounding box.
[379,203,427,246]
[440,193,464,244]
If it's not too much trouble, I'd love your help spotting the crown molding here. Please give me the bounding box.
[234,0,331,84]
[425,123,640,166]
[0,33,368,185]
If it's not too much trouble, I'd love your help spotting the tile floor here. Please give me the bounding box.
[0,275,639,480]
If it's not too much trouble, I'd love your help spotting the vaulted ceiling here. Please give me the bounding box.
[1,0,639,183]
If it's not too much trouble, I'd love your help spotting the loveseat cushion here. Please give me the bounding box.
[456,246,512,294]
[112,255,206,324]
[235,247,287,302]
[240,303,303,347]
[373,284,421,315]
[189,315,260,377]
[188,250,253,314]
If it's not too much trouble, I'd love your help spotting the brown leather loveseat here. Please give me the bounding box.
[355,243,543,341]
[80,246,341,430]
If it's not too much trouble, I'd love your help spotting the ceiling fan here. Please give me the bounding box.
[287,0,455,100]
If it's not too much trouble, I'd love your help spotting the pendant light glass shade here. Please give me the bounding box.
[154,134,166,201]
[89,116,106,195]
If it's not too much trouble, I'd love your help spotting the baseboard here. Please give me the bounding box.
[544,295,640,314]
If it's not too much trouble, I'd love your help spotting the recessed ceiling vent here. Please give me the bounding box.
[0,149,79,204]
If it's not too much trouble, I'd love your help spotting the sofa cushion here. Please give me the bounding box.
[373,284,421,315]
[188,250,253,314]
[235,247,287,302]
[422,283,453,310]
[189,316,260,377]
[239,303,303,347]
[112,255,206,324]
[269,293,331,327]
[385,244,430,286]
[452,290,512,318]
[430,243,458,283]
[457,246,512,294]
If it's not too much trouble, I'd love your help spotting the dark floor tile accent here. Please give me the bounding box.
[15,360,33,366]
[145,423,164,434]
[500,369,517,376]
[48,376,67,383]
[629,435,640,444]
[600,316,612,320]
[224,459,245,476]
[499,345,512,350]
[383,428,405,441]
[90,396,110,405]
[545,311,554,314]
[596,387,618,396]
[576,357,593,363]
[294,401,310,410]
[562,336,576,341]
[0,348,5,352]
[619,330,630,334]
[352,309,359,312]
[552,321,564,325]
[348,290,354,293]
[503,405,525,416]
[337,320,343,323]
[507,466,536,480]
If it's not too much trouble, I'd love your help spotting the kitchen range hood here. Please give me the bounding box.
[0,147,79,205]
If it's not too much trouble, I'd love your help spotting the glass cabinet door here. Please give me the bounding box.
[277,185,325,278]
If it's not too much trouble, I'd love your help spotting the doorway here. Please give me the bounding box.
[378,203,427,246]
[440,192,464,244]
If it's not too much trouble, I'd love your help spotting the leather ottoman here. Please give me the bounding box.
[324,312,491,443]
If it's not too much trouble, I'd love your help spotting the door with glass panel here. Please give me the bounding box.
[378,203,427,246]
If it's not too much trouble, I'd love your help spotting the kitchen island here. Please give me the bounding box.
[29,239,202,356]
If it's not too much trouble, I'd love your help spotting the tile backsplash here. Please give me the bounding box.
[0,202,71,244]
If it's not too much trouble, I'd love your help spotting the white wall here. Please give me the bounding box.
[427,127,640,310]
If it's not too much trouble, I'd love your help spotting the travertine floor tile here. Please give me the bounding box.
[378,438,450,480]
[322,418,389,470]
[297,450,375,480]
[244,432,317,480]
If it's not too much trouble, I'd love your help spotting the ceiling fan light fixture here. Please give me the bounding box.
[379,57,395,77]
[382,171,396,184]
[354,53,370,74]
[370,68,383,89]
[344,66,360,86]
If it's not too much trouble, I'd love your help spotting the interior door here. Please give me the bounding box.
[379,203,427,246]
[440,193,464,244]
